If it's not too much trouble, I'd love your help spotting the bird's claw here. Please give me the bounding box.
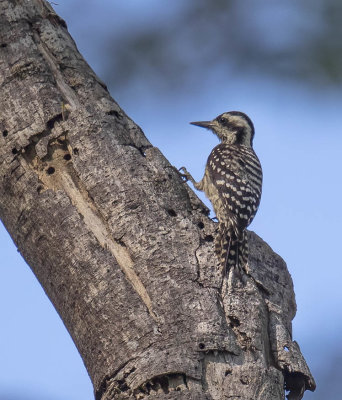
[178,166,190,182]
[164,165,190,182]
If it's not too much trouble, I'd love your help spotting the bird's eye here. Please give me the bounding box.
[219,117,228,124]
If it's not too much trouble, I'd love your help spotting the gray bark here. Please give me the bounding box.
[0,1,315,399]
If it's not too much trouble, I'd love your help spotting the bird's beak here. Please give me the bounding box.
[190,120,214,129]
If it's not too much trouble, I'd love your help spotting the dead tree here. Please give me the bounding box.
[0,1,315,399]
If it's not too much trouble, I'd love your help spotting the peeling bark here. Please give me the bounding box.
[0,1,315,399]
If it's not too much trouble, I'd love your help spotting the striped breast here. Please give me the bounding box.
[205,143,262,237]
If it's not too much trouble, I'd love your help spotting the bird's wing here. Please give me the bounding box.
[207,145,261,232]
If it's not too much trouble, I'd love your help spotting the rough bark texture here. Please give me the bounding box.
[0,1,315,399]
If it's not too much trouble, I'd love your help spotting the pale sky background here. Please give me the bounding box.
[1,1,341,399]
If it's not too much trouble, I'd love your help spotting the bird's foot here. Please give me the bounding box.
[178,166,192,183]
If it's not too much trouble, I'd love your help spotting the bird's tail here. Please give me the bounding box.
[216,226,248,273]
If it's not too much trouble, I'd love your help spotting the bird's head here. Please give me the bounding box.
[190,111,255,147]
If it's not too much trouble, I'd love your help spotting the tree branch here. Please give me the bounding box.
[0,1,315,399]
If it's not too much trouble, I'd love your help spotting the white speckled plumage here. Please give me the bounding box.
[181,111,262,271]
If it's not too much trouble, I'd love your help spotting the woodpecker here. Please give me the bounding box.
[180,111,262,272]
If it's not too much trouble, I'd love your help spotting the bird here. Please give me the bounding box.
[180,111,262,273]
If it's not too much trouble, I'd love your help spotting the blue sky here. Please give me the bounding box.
[1,2,341,399]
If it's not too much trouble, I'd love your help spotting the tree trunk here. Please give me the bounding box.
[0,1,315,399]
